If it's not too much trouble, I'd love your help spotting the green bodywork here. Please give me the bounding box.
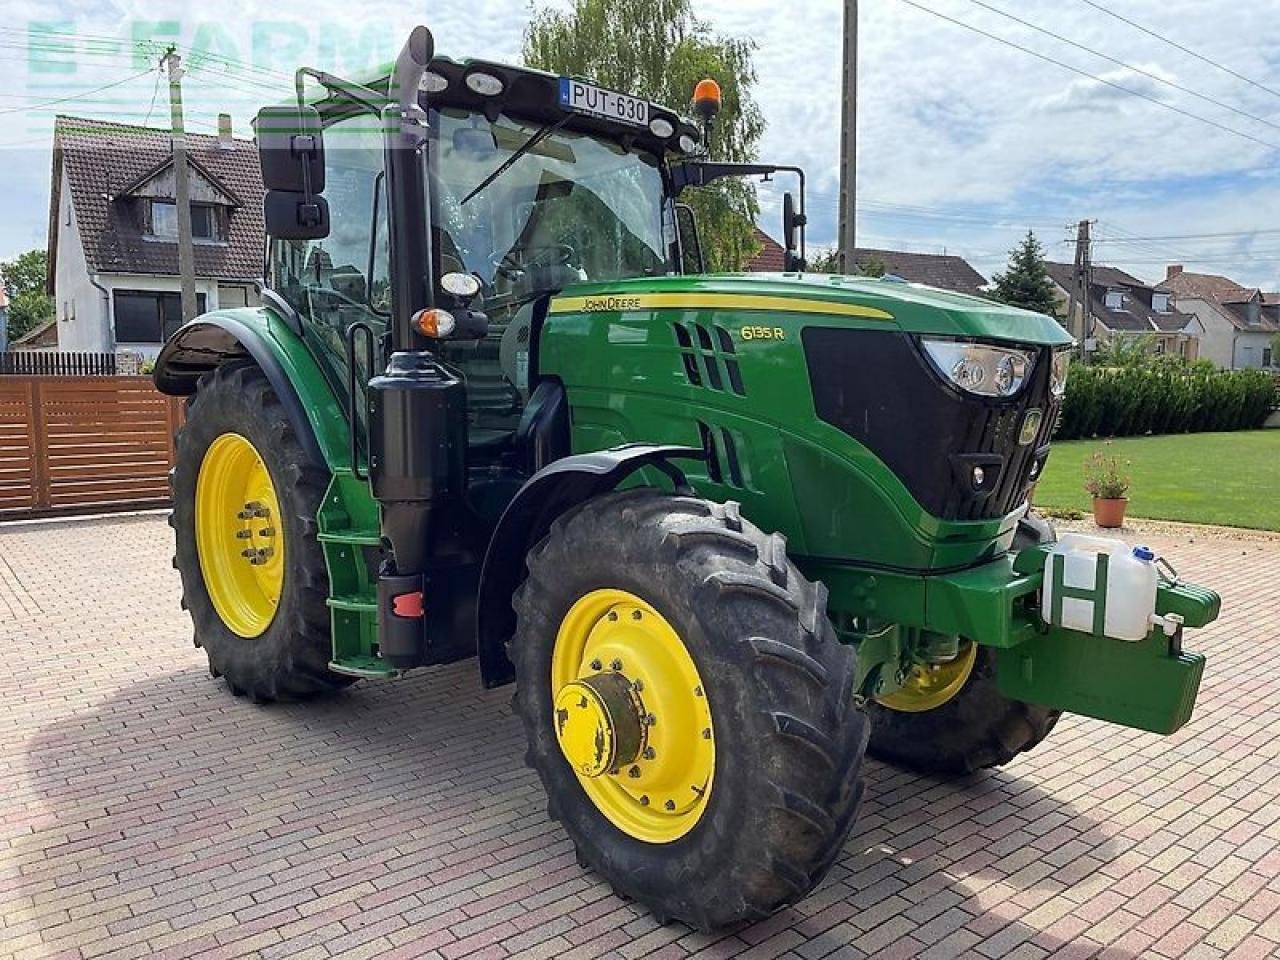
[199,267,1220,732]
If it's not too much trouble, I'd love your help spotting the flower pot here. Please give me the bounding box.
[1092,497,1127,529]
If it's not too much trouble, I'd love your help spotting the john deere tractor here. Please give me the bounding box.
[156,26,1220,930]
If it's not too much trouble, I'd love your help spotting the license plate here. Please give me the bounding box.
[559,78,649,127]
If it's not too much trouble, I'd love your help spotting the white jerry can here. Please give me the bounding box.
[1040,533,1158,641]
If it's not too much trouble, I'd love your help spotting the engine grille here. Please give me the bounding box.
[803,328,1062,522]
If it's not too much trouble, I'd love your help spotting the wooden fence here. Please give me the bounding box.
[0,376,183,518]
[0,352,120,376]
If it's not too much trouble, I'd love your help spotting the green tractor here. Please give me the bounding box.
[155,26,1220,930]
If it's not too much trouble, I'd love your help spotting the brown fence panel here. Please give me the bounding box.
[0,376,184,520]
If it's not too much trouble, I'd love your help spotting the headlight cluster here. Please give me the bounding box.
[919,338,1035,398]
[1050,349,1071,397]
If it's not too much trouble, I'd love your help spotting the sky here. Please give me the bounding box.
[3,0,1280,289]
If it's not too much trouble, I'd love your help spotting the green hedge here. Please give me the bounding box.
[1056,365,1277,440]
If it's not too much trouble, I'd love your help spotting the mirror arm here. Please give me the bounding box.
[295,67,387,116]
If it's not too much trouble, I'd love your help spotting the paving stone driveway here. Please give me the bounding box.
[1,513,1278,960]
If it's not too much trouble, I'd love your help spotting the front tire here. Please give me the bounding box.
[171,361,349,702]
[866,515,1060,774]
[510,489,869,930]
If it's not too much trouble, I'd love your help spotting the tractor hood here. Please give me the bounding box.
[551,272,1074,347]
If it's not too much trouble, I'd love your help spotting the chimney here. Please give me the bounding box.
[217,113,234,149]
[1166,264,1183,280]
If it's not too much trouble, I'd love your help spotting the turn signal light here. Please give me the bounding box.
[412,308,456,338]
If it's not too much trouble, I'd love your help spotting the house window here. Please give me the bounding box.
[113,290,207,343]
[1152,292,1170,312]
[149,201,220,241]
[1105,289,1123,309]
[1266,347,1274,368]
[1155,340,1166,354]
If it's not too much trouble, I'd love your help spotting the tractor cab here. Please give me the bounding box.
[258,46,804,480]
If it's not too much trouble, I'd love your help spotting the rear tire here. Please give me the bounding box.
[171,361,350,702]
[866,515,1060,774]
[510,489,869,930]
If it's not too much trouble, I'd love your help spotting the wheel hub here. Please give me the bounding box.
[551,590,714,843]
[553,672,645,778]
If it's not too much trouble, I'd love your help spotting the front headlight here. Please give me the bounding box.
[919,338,1035,398]
[1050,349,1070,397]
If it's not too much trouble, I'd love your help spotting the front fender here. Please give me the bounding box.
[476,444,703,688]
[153,308,350,471]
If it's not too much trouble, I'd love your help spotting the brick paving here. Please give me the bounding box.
[1,512,1278,960]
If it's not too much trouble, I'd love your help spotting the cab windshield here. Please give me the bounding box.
[433,108,671,306]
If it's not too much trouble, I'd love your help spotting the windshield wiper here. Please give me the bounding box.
[461,115,571,206]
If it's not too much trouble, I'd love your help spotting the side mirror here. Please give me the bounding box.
[782,191,806,272]
[256,105,329,240]
[675,203,705,274]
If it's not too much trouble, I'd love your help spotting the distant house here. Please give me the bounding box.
[745,229,989,296]
[1157,266,1279,370]
[9,318,58,352]
[46,115,264,360]
[1044,262,1200,360]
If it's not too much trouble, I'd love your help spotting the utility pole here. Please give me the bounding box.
[163,48,199,324]
[1064,220,1093,362]
[837,0,857,273]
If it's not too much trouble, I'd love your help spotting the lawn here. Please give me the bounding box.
[1033,430,1280,532]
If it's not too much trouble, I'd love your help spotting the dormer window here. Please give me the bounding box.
[1152,292,1170,313]
[148,200,222,242]
[1105,289,1123,309]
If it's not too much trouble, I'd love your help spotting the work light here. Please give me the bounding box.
[919,338,1034,398]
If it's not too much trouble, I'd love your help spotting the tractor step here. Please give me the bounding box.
[326,594,378,614]
[318,528,382,547]
[328,656,400,679]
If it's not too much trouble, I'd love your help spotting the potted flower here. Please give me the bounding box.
[1084,449,1131,528]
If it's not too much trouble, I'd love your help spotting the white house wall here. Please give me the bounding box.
[54,167,108,352]
[1176,297,1236,369]
[1233,331,1275,369]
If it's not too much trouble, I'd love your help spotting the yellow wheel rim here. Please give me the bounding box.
[194,433,285,639]
[551,589,714,844]
[875,641,978,713]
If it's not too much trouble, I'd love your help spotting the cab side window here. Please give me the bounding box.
[269,112,390,378]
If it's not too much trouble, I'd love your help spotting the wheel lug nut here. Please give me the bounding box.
[235,530,252,540]
[607,611,618,621]
[628,766,641,778]
[644,713,657,726]
[610,659,623,671]
[642,747,656,760]
[664,800,675,811]
[631,610,642,620]
[632,679,644,692]
[694,685,703,697]
[639,795,650,806]
[589,659,602,671]
[702,728,712,739]
[258,527,274,537]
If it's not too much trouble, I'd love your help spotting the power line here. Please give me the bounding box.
[1076,0,1280,103]
[892,0,1280,153]
[0,70,152,116]
[962,0,1280,135]
[1093,228,1280,244]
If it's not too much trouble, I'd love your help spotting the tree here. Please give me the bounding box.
[523,0,764,271]
[990,231,1059,317]
[805,248,884,277]
[1,249,54,342]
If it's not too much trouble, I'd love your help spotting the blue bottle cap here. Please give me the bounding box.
[1132,545,1155,562]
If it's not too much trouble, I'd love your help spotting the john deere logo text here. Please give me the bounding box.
[582,296,642,312]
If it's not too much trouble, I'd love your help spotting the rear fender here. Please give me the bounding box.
[153,308,349,471]
[476,444,703,688]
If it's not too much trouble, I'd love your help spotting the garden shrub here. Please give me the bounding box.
[1055,364,1277,440]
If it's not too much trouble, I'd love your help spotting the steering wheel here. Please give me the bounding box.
[494,244,574,279]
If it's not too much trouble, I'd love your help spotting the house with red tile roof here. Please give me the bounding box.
[744,228,988,296]
[46,115,264,359]
[1157,265,1279,370]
